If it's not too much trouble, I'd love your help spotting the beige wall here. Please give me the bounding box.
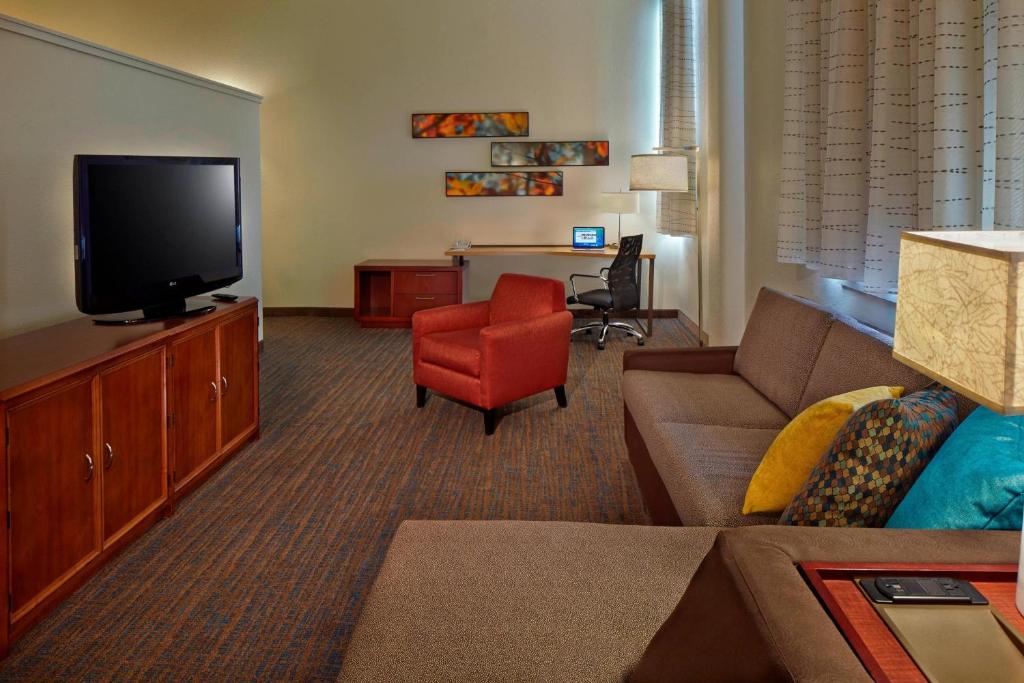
[0,17,262,337]
[0,0,693,316]
[742,0,897,334]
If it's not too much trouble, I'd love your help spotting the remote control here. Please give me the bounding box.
[212,293,238,302]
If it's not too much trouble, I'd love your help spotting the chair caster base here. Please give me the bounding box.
[637,337,645,346]
[597,342,605,350]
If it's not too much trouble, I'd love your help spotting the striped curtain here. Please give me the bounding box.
[658,0,699,236]
[776,0,1024,291]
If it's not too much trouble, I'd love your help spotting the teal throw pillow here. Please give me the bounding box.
[887,406,1024,530]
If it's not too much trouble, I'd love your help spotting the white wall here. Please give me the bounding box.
[0,0,685,319]
[0,16,262,338]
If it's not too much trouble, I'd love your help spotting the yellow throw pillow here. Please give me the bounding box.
[742,386,904,515]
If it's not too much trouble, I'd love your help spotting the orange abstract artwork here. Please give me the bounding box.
[445,171,562,197]
[413,112,529,138]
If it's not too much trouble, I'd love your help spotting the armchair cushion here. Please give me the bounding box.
[420,328,483,378]
[489,273,567,325]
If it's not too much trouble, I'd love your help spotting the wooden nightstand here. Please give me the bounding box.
[354,260,465,328]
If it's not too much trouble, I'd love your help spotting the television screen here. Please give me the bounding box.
[74,155,242,317]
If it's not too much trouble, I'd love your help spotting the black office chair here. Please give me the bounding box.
[567,234,645,350]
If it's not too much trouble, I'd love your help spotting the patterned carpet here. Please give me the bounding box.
[0,316,696,681]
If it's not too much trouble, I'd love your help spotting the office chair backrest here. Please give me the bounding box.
[608,234,643,312]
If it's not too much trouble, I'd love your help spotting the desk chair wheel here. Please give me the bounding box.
[637,337,645,346]
[597,341,605,350]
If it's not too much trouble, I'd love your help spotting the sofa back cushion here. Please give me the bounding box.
[489,273,566,325]
[733,288,834,417]
[798,317,931,412]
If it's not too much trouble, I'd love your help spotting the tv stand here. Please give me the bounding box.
[92,299,216,325]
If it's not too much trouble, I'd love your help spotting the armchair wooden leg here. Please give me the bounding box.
[554,385,568,408]
[484,408,497,436]
[416,385,427,408]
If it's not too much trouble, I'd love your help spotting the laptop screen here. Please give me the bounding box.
[573,227,605,249]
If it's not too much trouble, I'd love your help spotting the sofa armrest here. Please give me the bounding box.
[622,346,738,374]
[480,311,572,408]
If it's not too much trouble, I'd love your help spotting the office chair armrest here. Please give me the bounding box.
[479,311,572,407]
[622,346,739,374]
[568,272,608,298]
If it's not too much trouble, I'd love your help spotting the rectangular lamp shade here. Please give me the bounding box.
[629,154,688,192]
[893,230,1024,414]
[600,191,638,215]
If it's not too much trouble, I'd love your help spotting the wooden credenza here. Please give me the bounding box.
[354,260,465,327]
[0,297,259,656]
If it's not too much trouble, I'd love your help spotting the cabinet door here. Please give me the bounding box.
[219,312,257,447]
[100,348,167,544]
[8,377,99,616]
[171,328,218,488]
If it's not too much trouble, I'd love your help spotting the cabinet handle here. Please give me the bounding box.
[415,296,435,301]
[414,273,438,277]
[210,381,219,403]
[84,453,94,482]
[104,442,114,470]
[221,376,229,395]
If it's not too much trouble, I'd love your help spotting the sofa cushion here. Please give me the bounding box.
[644,422,780,526]
[419,328,482,377]
[888,407,1024,530]
[743,385,903,516]
[733,288,835,417]
[798,317,931,412]
[339,520,720,682]
[632,526,1020,682]
[621,370,789,433]
[781,386,960,527]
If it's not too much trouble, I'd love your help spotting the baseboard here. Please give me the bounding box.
[571,309,678,319]
[263,307,354,317]
[678,310,710,346]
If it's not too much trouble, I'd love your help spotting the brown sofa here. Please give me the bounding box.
[339,288,993,681]
[339,522,1018,681]
[622,287,937,526]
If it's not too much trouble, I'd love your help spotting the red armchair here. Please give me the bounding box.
[412,273,572,435]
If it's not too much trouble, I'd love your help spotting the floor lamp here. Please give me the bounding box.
[629,146,703,346]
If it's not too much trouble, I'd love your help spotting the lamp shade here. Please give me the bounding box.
[893,230,1024,414]
[629,154,688,192]
[600,191,638,215]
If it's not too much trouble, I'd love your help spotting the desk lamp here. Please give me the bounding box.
[892,230,1024,614]
[600,191,638,247]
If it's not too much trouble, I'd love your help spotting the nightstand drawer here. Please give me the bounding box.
[394,271,458,294]
[394,293,458,317]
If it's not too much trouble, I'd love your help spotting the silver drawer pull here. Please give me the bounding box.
[415,296,435,301]
[209,381,219,402]
[414,273,438,277]
[85,453,94,481]
[104,442,114,470]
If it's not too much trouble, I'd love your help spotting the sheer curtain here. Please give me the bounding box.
[658,0,699,236]
[776,0,1024,291]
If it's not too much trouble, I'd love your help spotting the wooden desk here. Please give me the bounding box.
[444,244,657,336]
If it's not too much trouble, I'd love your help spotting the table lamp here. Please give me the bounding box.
[600,191,638,247]
[891,230,1024,613]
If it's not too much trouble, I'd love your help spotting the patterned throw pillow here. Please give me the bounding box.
[779,386,959,527]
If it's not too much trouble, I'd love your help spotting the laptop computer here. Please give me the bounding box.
[572,226,606,250]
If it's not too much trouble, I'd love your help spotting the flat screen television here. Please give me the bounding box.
[74,155,242,323]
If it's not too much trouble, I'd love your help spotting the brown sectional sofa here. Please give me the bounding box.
[339,287,994,681]
[622,287,935,526]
